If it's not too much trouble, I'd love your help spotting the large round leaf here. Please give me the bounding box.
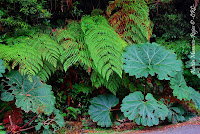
[121,91,168,126]
[0,59,6,77]
[167,106,185,124]
[190,87,200,110]
[88,94,119,127]
[2,71,55,115]
[123,42,182,80]
[170,72,191,100]
[170,72,200,110]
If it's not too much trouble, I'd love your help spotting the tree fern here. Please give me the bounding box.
[0,44,43,77]
[91,71,122,95]
[59,40,80,71]
[0,31,61,81]
[79,43,95,73]
[105,72,122,95]
[31,34,60,68]
[81,15,124,81]
[54,22,90,72]
[37,61,55,82]
[107,0,153,44]
[91,71,105,88]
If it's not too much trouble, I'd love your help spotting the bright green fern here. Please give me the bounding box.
[81,15,125,81]
[0,32,61,81]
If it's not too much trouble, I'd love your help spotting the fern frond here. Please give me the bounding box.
[0,44,43,77]
[0,31,61,81]
[67,21,85,43]
[107,0,153,44]
[91,71,105,88]
[54,21,84,43]
[59,40,80,71]
[54,21,86,72]
[31,34,60,68]
[37,61,55,81]
[79,43,95,74]
[105,73,122,95]
[82,15,124,81]
[90,71,122,95]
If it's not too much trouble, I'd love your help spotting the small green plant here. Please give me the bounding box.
[66,107,81,120]
[55,90,67,111]
[0,125,6,134]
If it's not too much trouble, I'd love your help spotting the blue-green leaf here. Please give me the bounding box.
[4,71,56,114]
[170,72,191,100]
[123,42,182,80]
[0,59,6,77]
[1,92,14,101]
[190,87,200,110]
[88,94,119,127]
[121,91,169,126]
[167,106,185,123]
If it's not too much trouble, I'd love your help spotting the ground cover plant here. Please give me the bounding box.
[0,0,199,133]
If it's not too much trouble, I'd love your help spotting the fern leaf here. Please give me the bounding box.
[31,34,60,68]
[54,22,85,72]
[91,71,122,95]
[82,15,124,81]
[60,40,80,71]
[0,44,43,77]
[105,73,122,95]
[91,71,105,88]
[107,0,153,44]
[37,61,55,81]
[0,31,61,81]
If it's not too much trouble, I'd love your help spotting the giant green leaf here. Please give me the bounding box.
[0,59,5,77]
[123,42,182,80]
[170,72,200,110]
[190,87,200,110]
[88,94,119,127]
[2,71,55,115]
[160,98,185,124]
[170,72,191,100]
[167,106,185,124]
[121,91,169,126]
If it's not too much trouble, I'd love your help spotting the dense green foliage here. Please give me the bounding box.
[82,15,125,80]
[88,43,200,127]
[0,0,199,133]
[0,0,50,29]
